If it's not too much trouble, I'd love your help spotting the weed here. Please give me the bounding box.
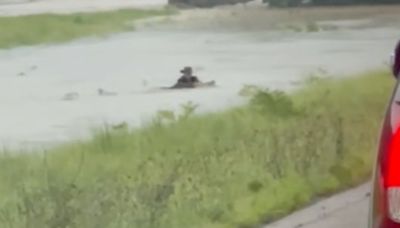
[0,70,393,228]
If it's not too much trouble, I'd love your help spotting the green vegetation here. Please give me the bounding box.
[0,9,173,49]
[0,71,393,228]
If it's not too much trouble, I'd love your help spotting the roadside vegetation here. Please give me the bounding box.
[0,8,174,49]
[0,70,393,228]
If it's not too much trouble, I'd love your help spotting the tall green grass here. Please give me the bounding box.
[0,70,394,228]
[0,9,173,49]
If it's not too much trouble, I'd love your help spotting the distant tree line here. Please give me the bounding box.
[169,0,400,7]
[264,0,400,7]
[168,0,253,7]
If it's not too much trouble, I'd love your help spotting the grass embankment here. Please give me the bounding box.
[0,9,173,49]
[0,71,394,228]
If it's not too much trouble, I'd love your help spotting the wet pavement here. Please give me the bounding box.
[264,183,370,228]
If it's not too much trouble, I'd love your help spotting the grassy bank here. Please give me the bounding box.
[0,71,394,228]
[0,9,173,49]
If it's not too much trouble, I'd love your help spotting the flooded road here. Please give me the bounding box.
[0,13,399,149]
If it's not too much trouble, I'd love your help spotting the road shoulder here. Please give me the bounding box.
[264,183,371,228]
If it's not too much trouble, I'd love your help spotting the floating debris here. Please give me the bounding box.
[62,92,79,101]
[142,79,148,87]
[112,122,128,130]
[98,88,117,96]
[17,72,26,77]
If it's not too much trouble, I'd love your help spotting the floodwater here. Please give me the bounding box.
[0,17,399,149]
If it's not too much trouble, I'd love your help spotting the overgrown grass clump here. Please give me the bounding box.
[0,71,394,228]
[0,9,173,49]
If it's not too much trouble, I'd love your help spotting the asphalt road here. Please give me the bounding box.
[264,183,370,228]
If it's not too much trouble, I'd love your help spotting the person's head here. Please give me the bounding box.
[180,66,193,77]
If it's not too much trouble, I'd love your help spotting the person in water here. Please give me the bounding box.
[175,66,200,88]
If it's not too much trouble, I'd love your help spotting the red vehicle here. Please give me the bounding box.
[370,40,400,228]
